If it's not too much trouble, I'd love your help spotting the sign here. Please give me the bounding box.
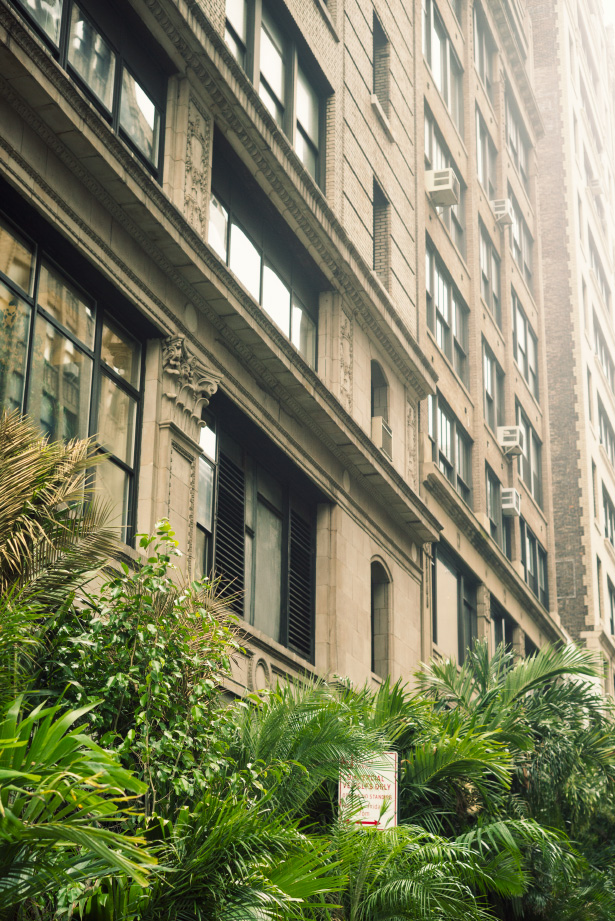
[339,751,398,828]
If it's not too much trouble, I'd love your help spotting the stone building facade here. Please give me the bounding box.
[0,0,570,692]
[527,0,615,691]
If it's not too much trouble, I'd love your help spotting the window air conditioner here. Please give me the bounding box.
[497,425,525,456]
[490,199,514,226]
[425,169,460,207]
[372,416,393,460]
[501,487,521,517]
[588,178,602,197]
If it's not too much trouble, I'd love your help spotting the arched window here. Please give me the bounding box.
[371,361,392,458]
[371,560,390,677]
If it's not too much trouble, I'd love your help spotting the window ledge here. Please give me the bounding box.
[370,94,394,142]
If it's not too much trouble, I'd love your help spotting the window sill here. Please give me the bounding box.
[371,95,394,142]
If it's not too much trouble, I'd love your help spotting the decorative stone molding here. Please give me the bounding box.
[405,396,417,490]
[340,307,353,412]
[184,95,212,237]
[161,336,221,446]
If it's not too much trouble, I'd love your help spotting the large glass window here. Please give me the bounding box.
[483,343,504,432]
[594,313,615,392]
[371,560,390,677]
[428,392,472,503]
[506,93,530,191]
[517,403,542,507]
[473,4,495,101]
[223,0,326,185]
[426,242,469,385]
[520,518,548,607]
[479,223,501,326]
[423,0,464,133]
[603,484,615,546]
[0,212,142,542]
[209,132,321,369]
[589,234,611,309]
[13,0,167,174]
[512,290,539,399]
[510,191,534,291]
[486,465,510,557]
[598,397,615,467]
[433,545,477,664]
[476,109,497,199]
[424,109,465,254]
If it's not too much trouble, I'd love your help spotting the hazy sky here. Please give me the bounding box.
[605,0,615,26]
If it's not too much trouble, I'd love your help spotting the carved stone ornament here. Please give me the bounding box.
[340,307,353,412]
[406,397,417,490]
[184,95,212,237]
[161,336,221,446]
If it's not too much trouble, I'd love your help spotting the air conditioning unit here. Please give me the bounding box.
[588,178,602,197]
[425,169,460,207]
[372,416,393,460]
[502,487,521,517]
[497,425,525,456]
[490,199,514,226]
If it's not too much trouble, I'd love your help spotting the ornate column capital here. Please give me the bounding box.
[161,336,221,445]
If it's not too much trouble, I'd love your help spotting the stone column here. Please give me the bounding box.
[477,584,492,654]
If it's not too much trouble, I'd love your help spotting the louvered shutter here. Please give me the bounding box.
[287,509,314,660]
[214,452,245,614]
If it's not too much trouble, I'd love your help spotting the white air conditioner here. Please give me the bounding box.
[425,168,460,207]
[501,487,521,517]
[497,425,525,456]
[372,416,393,460]
[588,178,602,197]
[490,199,514,226]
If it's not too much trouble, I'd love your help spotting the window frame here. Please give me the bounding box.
[479,222,501,326]
[473,3,495,101]
[424,107,466,254]
[598,396,615,467]
[483,341,505,433]
[476,108,497,199]
[516,402,542,507]
[509,190,533,291]
[423,0,464,133]
[428,392,472,503]
[520,517,549,608]
[505,92,530,191]
[432,543,477,665]
[512,289,539,399]
[426,240,469,386]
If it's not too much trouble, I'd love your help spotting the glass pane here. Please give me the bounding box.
[200,422,216,460]
[253,498,282,641]
[209,195,229,261]
[227,0,248,42]
[295,129,318,180]
[297,68,319,145]
[96,458,130,540]
[230,223,261,301]
[225,27,246,67]
[38,263,95,349]
[97,374,136,466]
[197,457,214,531]
[0,217,34,294]
[0,283,31,413]
[120,69,160,166]
[260,14,285,103]
[22,0,63,44]
[262,265,290,334]
[101,320,140,386]
[436,555,458,659]
[291,299,316,368]
[68,6,116,110]
[28,318,93,441]
[259,80,284,127]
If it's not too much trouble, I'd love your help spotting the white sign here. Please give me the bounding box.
[339,751,398,828]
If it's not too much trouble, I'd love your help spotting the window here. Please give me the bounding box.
[598,397,615,466]
[373,180,390,286]
[520,518,548,607]
[492,598,515,652]
[594,313,615,391]
[424,109,465,253]
[479,223,501,325]
[483,343,504,432]
[589,234,610,308]
[592,460,598,518]
[587,368,593,423]
[12,0,168,174]
[608,578,615,635]
[373,13,390,117]
[425,242,469,385]
[597,557,604,617]
[604,485,615,546]
[224,0,326,185]
[509,192,533,290]
[209,131,321,368]
[486,465,504,551]
[423,0,464,132]
[517,403,542,507]
[371,560,390,677]
[473,4,495,101]
[196,416,217,579]
[512,290,539,399]
[371,361,392,459]
[506,93,529,190]
[428,393,472,502]
[433,545,477,664]
[212,398,319,661]
[476,110,497,198]
[0,211,142,542]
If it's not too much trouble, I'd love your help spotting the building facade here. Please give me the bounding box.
[527,0,615,691]
[0,0,574,693]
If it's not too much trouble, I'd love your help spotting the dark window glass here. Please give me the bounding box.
[433,545,477,664]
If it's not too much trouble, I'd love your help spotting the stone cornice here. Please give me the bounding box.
[424,465,565,642]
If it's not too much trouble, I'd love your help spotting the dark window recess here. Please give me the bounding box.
[288,510,314,659]
[372,14,390,117]
[215,452,246,614]
[491,598,515,654]
[12,0,171,176]
[433,544,477,665]
[373,179,390,287]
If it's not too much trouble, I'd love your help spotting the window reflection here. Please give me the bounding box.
[21,0,63,43]
[291,299,316,367]
[68,6,116,110]
[225,0,248,66]
[209,196,229,261]
[0,218,34,294]
[262,264,290,333]
[101,320,140,386]
[96,460,130,538]
[38,263,95,349]
[229,223,261,300]
[28,319,93,441]
[120,70,160,166]
[0,284,31,413]
[259,10,285,126]
[97,374,136,466]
